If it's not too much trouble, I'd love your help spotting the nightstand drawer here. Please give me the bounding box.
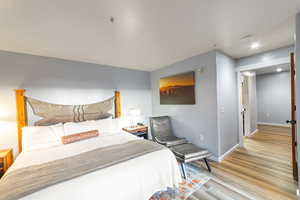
[133,131,148,138]
[0,158,4,178]
[0,149,13,174]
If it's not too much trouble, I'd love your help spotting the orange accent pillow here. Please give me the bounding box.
[61,130,99,144]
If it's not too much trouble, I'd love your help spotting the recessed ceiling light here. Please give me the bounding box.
[250,42,261,50]
[276,68,282,72]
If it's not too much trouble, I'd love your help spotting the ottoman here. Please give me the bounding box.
[170,143,212,179]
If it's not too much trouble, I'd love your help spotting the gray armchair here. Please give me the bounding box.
[150,116,212,179]
[149,116,187,147]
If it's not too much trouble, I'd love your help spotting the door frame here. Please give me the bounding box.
[236,56,290,147]
[290,53,298,180]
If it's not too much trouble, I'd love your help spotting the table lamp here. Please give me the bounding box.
[129,108,141,127]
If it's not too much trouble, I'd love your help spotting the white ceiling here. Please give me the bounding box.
[0,0,300,71]
[253,64,290,75]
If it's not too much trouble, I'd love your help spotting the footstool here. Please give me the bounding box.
[170,143,212,179]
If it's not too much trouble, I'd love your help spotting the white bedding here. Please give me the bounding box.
[9,131,182,200]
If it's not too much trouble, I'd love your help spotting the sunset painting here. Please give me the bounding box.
[160,71,195,104]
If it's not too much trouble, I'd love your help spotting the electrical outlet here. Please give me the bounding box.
[197,67,204,73]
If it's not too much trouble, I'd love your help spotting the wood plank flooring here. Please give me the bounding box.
[187,178,253,200]
[195,125,298,200]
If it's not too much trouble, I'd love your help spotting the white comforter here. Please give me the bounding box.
[8,132,182,200]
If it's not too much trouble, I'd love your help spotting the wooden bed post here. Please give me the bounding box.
[115,91,121,118]
[15,89,27,153]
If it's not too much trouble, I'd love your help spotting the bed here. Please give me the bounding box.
[0,90,181,200]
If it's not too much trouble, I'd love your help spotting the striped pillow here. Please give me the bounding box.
[61,130,99,144]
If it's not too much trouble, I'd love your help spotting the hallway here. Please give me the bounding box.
[196,125,297,200]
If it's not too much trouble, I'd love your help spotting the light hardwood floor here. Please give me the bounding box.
[195,125,298,200]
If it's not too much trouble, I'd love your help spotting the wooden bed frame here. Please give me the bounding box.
[15,89,121,153]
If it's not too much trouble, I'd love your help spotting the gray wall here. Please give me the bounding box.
[0,50,152,156]
[151,50,239,158]
[256,72,291,125]
[237,45,294,67]
[151,51,219,156]
[216,52,239,155]
[295,12,300,183]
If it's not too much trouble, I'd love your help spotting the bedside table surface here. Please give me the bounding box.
[123,125,148,133]
[122,126,148,139]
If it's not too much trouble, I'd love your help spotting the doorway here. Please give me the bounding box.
[237,53,298,181]
[240,73,257,137]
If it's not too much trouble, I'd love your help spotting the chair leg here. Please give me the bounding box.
[180,163,187,179]
[203,158,211,172]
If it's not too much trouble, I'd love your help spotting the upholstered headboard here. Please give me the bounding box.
[15,89,121,153]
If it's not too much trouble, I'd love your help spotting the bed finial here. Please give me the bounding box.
[114,91,121,118]
[15,89,27,153]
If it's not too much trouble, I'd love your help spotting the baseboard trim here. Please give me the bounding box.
[209,155,219,162]
[257,122,290,128]
[248,129,258,137]
[216,144,239,162]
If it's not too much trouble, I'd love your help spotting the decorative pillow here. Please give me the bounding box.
[61,130,99,144]
[27,97,114,126]
[22,124,64,152]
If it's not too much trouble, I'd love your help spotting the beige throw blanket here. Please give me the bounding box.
[0,140,165,200]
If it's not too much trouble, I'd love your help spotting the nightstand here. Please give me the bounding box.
[0,149,13,177]
[122,126,148,139]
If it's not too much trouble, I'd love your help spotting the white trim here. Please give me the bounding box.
[237,71,244,147]
[216,63,222,159]
[236,57,290,72]
[217,144,239,162]
[297,189,299,197]
[257,122,290,128]
[248,129,258,136]
[209,155,219,162]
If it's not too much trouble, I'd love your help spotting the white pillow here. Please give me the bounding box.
[63,120,98,136]
[50,123,65,138]
[94,117,113,133]
[22,124,63,152]
[62,117,114,137]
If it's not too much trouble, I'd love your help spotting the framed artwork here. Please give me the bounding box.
[160,71,195,105]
